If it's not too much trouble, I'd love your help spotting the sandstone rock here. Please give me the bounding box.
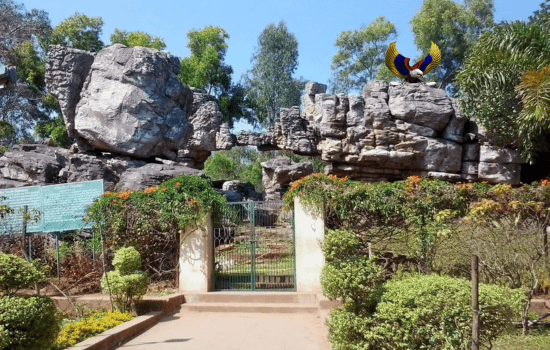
[443,98,465,143]
[362,80,389,101]
[478,162,521,185]
[271,107,318,155]
[45,46,95,138]
[114,163,202,191]
[463,144,480,161]
[479,145,520,164]
[346,96,365,127]
[261,157,313,201]
[305,82,327,96]
[461,162,478,175]
[216,123,236,150]
[220,181,262,201]
[388,84,453,131]
[73,45,193,159]
[0,65,16,90]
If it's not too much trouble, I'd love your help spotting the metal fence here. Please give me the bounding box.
[213,201,296,291]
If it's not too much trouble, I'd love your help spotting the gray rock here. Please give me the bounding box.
[478,162,521,185]
[388,84,453,131]
[261,157,313,201]
[0,65,17,90]
[216,123,236,150]
[442,98,465,143]
[346,96,365,127]
[479,145,520,164]
[461,162,478,175]
[114,163,202,191]
[362,80,389,101]
[45,45,95,138]
[73,44,194,159]
[305,82,327,96]
[463,144,480,161]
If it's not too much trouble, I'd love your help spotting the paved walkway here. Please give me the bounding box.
[117,311,331,350]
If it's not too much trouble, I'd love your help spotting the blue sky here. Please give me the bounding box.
[21,0,545,130]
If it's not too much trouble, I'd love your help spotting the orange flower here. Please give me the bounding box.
[101,191,113,197]
[144,187,158,194]
[407,176,421,185]
[542,179,549,187]
[188,200,198,205]
[162,187,167,191]
[111,199,117,204]
[118,190,131,200]
[175,182,181,187]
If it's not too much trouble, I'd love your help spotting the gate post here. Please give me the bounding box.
[294,197,325,292]
[179,213,214,292]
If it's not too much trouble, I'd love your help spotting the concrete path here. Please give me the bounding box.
[117,311,331,350]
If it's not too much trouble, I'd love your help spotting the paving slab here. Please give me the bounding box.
[116,311,331,350]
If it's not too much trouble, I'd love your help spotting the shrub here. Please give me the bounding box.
[326,309,375,350]
[368,274,523,350]
[0,254,47,295]
[54,310,132,349]
[321,229,361,263]
[0,295,60,350]
[101,247,148,312]
[111,247,141,275]
[321,258,384,314]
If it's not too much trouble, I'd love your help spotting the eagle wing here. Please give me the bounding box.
[411,41,441,75]
[385,42,409,79]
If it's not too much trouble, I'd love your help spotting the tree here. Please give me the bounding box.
[455,19,550,162]
[329,16,397,94]
[244,21,303,127]
[0,1,53,144]
[0,0,50,61]
[179,26,232,95]
[48,13,104,52]
[110,28,166,50]
[410,0,494,93]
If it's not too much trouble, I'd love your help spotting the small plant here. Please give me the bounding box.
[54,310,132,349]
[101,247,147,313]
[0,254,47,295]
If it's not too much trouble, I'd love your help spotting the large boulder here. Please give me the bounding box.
[45,45,225,164]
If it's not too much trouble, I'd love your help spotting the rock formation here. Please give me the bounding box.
[0,65,16,90]
[261,157,314,201]
[237,82,522,185]
[0,45,522,195]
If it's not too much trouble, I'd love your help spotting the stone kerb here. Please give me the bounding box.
[294,197,325,293]
[179,213,213,292]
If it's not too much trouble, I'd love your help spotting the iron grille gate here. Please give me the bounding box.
[213,200,296,291]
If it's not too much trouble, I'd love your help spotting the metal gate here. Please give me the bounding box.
[213,201,295,291]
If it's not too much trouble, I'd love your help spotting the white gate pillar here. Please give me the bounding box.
[179,213,213,292]
[294,197,325,292]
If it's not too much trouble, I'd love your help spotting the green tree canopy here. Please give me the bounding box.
[179,26,232,95]
[48,13,104,52]
[243,21,303,127]
[110,29,166,50]
[456,18,550,163]
[329,16,397,94]
[410,0,494,93]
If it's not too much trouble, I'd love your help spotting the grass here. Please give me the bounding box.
[493,328,550,350]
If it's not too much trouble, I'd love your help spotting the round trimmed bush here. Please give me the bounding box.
[0,295,60,350]
[0,254,46,295]
[111,247,141,275]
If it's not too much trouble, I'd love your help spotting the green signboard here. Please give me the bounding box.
[0,180,104,234]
